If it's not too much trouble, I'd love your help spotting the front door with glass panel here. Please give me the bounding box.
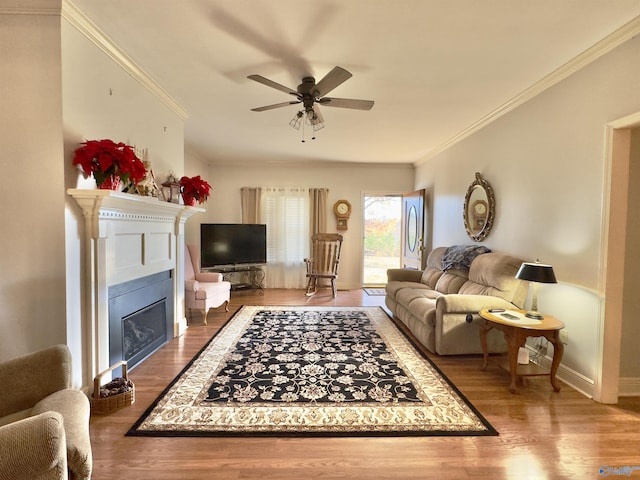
[402,190,425,270]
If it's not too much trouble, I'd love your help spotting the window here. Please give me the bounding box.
[261,188,310,288]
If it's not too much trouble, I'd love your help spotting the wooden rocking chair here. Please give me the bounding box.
[304,233,344,297]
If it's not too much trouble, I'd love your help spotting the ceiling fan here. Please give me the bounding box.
[247,66,374,137]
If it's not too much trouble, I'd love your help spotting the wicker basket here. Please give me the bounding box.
[91,361,135,416]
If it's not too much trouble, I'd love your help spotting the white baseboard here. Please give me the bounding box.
[555,363,595,399]
[525,346,640,398]
[525,346,595,399]
[618,377,640,396]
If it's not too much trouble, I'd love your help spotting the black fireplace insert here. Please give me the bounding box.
[109,271,174,372]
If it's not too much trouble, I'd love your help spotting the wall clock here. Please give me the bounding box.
[471,199,488,230]
[333,200,351,230]
[472,199,487,216]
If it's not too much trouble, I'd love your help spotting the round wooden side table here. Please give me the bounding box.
[479,308,565,394]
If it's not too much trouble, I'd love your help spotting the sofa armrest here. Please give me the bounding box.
[0,345,72,417]
[436,294,516,314]
[433,294,512,355]
[387,268,423,283]
[33,389,92,480]
[0,411,68,480]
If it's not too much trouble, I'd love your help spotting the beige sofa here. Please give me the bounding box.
[386,246,527,355]
[0,345,92,480]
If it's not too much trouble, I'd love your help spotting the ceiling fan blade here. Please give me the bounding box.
[251,100,301,112]
[247,74,298,96]
[318,97,374,110]
[312,66,352,97]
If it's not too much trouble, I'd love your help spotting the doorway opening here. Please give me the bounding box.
[363,194,402,286]
[598,113,640,403]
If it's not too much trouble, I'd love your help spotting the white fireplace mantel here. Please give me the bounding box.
[68,189,204,387]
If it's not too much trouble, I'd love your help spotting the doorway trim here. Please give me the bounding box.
[596,111,640,403]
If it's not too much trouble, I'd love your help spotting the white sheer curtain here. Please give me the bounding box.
[261,187,310,288]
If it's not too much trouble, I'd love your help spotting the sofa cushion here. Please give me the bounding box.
[396,291,440,329]
[33,389,92,480]
[458,252,527,306]
[420,247,448,288]
[420,267,444,289]
[408,300,438,330]
[386,281,431,298]
[434,269,468,294]
[396,285,442,301]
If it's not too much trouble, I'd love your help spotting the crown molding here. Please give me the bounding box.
[61,0,189,120]
[201,155,414,169]
[0,7,60,15]
[415,15,640,166]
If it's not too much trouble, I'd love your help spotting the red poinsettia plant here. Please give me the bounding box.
[73,139,146,188]
[179,175,211,204]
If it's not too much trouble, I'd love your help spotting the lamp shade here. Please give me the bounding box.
[515,262,557,284]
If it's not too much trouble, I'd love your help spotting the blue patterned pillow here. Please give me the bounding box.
[441,245,491,271]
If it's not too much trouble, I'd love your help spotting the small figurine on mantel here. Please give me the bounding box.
[161,171,182,203]
[136,161,162,198]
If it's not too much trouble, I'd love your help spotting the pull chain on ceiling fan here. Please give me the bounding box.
[248,66,374,140]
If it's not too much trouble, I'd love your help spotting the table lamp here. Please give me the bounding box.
[515,261,557,319]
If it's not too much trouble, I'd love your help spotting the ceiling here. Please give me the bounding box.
[70,0,640,165]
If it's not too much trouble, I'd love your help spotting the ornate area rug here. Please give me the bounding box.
[127,306,496,437]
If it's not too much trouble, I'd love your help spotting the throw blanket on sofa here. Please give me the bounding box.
[441,245,491,271]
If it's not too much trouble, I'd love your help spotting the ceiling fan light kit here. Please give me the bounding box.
[248,66,374,141]
[289,111,304,129]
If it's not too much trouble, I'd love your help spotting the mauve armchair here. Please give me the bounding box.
[185,243,231,325]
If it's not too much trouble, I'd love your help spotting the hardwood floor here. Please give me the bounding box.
[90,289,640,479]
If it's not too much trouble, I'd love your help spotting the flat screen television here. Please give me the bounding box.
[200,223,267,268]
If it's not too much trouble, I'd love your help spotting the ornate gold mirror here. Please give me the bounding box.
[463,172,495,242]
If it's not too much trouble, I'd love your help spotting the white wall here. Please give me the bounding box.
[415,34,640,395]
[0,2,187,388]
[0,2,67,362]
[183,150,211,243]
[183,155,414,289]
[61,11,186,388]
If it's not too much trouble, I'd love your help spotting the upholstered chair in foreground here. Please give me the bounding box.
[185,243,231,325]
[0,344,92,480]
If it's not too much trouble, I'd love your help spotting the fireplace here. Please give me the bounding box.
[68,189,203,389]
[109,271,174,371]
